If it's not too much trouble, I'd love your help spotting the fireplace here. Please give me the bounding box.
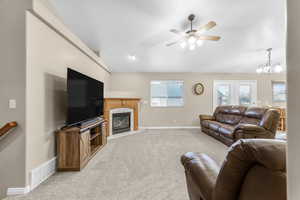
[112,112,131,134]
[105,98,140,136]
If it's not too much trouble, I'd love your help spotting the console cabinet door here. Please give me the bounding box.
[80,131,91,168]
[57,129,81,170]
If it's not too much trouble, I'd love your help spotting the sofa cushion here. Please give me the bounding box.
[209,121,223,131]
[240,117,260,125]
[244,107,267,119]
[216,114,243,125]
[201,120,212,128]
[214,106,246,125]
[215,105,247,115]
[219,125,235,139]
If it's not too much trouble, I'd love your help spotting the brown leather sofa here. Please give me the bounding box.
[181,139,287,200]
[200,106,280,146]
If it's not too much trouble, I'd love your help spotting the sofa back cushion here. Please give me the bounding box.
[240,107,267,125]
[214,106,247,125]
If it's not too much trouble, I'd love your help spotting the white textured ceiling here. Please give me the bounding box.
[51,0,286,73]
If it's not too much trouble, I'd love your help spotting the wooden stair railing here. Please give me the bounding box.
[0,122,17,138]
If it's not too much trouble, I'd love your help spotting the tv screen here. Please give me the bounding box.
[67,68,104,126]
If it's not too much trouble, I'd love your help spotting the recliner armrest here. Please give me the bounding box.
[199,115,215,121]
[181,152,220,200]
[213,139,286,200]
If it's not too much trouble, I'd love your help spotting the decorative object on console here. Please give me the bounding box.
[256,48,283,74]
[193,83,204,95]
[200,106,280,146]
[166,14,221,51]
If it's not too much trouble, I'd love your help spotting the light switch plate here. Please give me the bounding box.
[9,99,16,109]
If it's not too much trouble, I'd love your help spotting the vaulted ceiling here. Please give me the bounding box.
[51,0,286,73]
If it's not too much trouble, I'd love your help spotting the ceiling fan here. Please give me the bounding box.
[166,14,221,50]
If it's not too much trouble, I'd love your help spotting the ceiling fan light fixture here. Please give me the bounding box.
[188,35,197,45]
[180,41,187,49]
[196,39,204,47]
[189,44,196,51]
[166,14,220,50]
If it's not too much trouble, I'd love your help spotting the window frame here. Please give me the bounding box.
[150,80,185,108]
[213,80,257,109]
[272,81,287,103]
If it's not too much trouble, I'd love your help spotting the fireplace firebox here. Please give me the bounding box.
[112,112,131,134]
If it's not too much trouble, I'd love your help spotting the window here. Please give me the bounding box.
[239,84,252,106]
[151,80,184,107]
[216,84,231,106]
[213,80,257,109]
[272,81,286,102]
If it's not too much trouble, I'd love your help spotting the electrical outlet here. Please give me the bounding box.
[9,99,16,109]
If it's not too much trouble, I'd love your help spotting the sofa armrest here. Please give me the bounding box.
[199,115,215,121]
[235,124,266,132]
[181,152,220,200]
[234,124,275,140]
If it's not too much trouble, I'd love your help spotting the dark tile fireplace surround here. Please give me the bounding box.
[112,112,131,135]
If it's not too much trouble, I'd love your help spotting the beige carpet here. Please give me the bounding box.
[6,129,228,200]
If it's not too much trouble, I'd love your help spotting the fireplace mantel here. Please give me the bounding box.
[105,98,141,101]
[104,98,141,136]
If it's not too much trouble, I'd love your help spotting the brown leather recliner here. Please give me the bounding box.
[200,106,280,146]
[181,139,287,200]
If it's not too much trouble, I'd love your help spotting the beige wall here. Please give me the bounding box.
[0,0,111,195]
[25,10,110,180]
[0,0,32,198]
[287,0,300,199]
[110,72,286,127]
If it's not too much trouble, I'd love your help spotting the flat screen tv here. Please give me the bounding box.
[67,68,104,126]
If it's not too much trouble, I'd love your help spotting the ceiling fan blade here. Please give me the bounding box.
[166,41,179,47]
[198,21,217,32]
[198,35,221,41]
[170,29,184,35]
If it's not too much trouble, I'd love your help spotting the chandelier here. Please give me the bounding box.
[256,48,283,74]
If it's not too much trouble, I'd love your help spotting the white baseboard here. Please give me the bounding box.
[30,157,57,191]
[7,157,56,196]
[7,186,30,196]
[140,126,200,130]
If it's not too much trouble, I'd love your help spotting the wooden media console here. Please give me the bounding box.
[56,119,107,171]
